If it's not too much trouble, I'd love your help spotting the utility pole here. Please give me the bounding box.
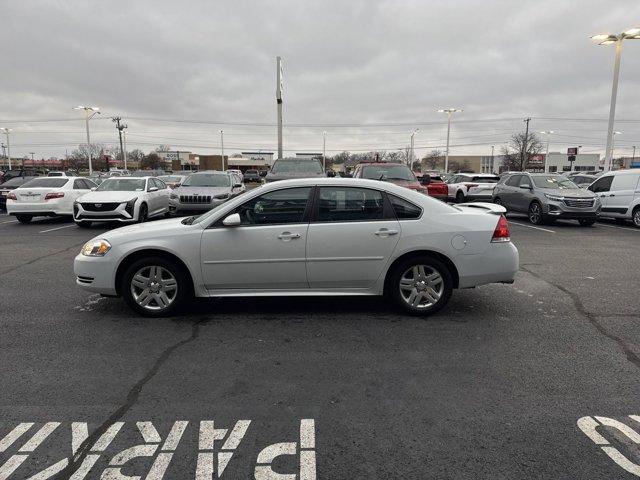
[1,128,11,169]
[276,56,283,160]
[521,117,531,171]
[490,145,495,173]
[219,130,225,171]
[112,117,126,171]
[74,106,100,175]
[409,129,419,168]
[322,131,326,172]
[122,125,128,170]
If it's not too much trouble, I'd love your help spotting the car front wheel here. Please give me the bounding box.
[528,201,544,225]
[389,256,453,316]
[121,257,190,316]
[633,207,640,228]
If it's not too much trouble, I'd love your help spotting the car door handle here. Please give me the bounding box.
[374,228,398,237]
[609,194,615,197]
[277,232,301,240]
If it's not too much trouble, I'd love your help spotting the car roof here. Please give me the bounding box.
[457,173,498,176]
[189,170,229,174]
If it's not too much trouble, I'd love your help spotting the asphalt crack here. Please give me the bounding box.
[53,316,209,479]
[521,266,640,370]
[0,241,86,276]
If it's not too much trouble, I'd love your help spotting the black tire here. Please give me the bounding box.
[137,203,148,223]
[388,256,454,316]
[528,201,544,225]
[76,221,92,228]
[579,219,596,227]
[15,214,32,224]
[121,256,191,317]
[455,190,465,203]
[633,207,640,228]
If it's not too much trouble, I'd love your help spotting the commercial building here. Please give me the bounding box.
[227,151,275,171]
[544,153,600,173]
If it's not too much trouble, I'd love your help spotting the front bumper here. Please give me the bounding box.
[74,253,118,296]
[74,202,137,223]
[544,199,601,220]
[171,198,227,213]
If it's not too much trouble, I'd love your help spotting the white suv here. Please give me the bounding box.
[446,173,500,202]
[587,170,640,227]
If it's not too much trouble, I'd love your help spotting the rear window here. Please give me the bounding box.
[20,178,69,188]
[389,195,422,219]
[471,176,499,183]
[1,177,34,187]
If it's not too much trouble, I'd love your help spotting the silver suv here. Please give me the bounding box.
[492,172,601,226]
[170,171,244,214]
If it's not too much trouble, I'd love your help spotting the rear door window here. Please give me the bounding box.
[389,195,422,219]
[316,187,385,222]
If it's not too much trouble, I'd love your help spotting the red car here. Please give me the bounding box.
[421,174,448,200]
[352,162,428,195]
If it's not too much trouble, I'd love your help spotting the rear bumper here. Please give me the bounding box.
[7,201,70,216]
[456,242,519,289]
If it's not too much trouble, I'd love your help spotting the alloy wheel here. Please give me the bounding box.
[399,265,444,309]
[529,203,542,224]
[130,265,178,311]
[633,209,640,228]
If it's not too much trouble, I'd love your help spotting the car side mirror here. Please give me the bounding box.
[222,213,241,226]
[148,187,159,192]
[90,187,97,191]
[420,174,431,185]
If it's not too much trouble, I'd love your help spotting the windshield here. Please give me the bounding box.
[471,176,499,183]
[271,161,323,174]
[20,178,69,188]
[159,176,183,183]
[96,178,146,191]
[182,174,230,187]
[532,176,579,189]
[362,165,415,181]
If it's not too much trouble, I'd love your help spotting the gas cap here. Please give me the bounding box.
[451,234,468,251]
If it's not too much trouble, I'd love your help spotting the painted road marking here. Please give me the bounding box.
[0,419,316,479]
[0,220,17,225]
[508,221,556,233]
[597,222,640,233]
[38,224,76,233]
[578,415,640,477]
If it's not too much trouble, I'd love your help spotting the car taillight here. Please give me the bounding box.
[7,192,17,200]
[465,183,479,189]
[491,215,510,243]
[44,192,65,200]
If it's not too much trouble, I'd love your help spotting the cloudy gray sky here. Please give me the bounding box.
[2,0,640,160]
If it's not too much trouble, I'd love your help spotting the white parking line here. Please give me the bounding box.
[508,221,556,233]
[597,222,640,233]
[38,224,76,233]
[0,220,17,225]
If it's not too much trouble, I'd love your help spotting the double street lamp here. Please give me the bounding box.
[437,108,463,173]
[590,28,640,171]
[74,106,100,175]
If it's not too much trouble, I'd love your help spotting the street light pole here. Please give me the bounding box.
[276,56,283,160]
[74,106,100,175]
[437,109,462,173]
[590,28,640,171]
[409,129,419,168]
[1,128,11,169]
[612,131,622,168]
[490,145,495,173]
[122,125,128,170]
[219,129,225,171]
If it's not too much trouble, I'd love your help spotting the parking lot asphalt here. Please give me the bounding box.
[0,212,639,479]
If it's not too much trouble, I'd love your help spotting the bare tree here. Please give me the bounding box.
[155,144,172,153]
[127,149,145,165]
[424,149,443,170]
[141,152,162,170]
[68,143,107,170]
[501,132,543,171]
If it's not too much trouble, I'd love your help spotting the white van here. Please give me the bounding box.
[587,170,640,227]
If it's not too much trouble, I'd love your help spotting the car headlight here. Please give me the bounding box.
[544,194,564,201]
[213,193,230,200]
[81,239,111,257]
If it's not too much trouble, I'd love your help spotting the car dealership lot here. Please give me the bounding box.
[0,213,639,479]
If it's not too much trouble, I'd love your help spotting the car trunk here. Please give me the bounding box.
[14,187,61,203]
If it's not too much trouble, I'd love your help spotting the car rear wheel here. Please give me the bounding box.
[455,191,465,203]
[633,207,640,228]
[76,221,92,228]
[121,257,190,317]
[579,219,596,227]
[389,256,453,316]
[528,201,544,225]
[15,214,32,224]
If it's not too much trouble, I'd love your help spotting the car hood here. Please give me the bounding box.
[173,186,230,195]
[382,179,423,190]
[265,171,326,182]
[100,217,197,242]
[77,191,142,203]
[543,188,596,198]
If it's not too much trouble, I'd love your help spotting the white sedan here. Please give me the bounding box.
[6,177,97,223]
[74,178,519,317]
[74,176,171,227]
